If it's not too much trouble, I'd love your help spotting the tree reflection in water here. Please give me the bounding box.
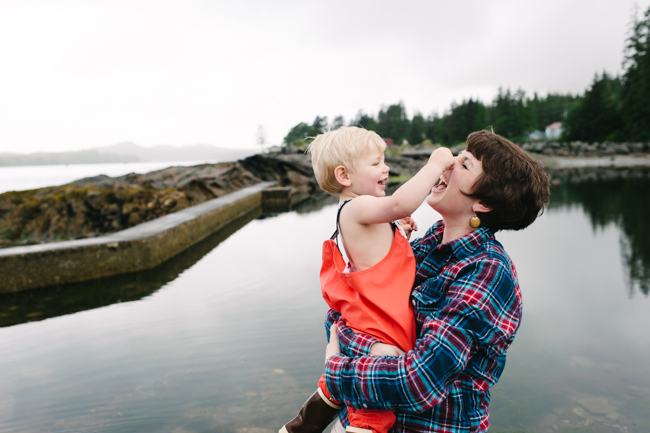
[548,166,650,296]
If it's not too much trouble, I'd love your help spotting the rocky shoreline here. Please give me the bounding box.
[0,154,314,248]
[1,146,649,248]
[520,140,650,157]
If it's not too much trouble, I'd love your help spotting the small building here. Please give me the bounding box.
[383,138,394,146]
[545,122,563,140]
[266,145,283,153]
[527,130,545,140]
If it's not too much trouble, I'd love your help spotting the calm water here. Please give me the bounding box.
[1,167,649,433]
[0,160,220,194]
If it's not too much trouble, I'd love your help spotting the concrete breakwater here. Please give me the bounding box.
[0,182,287,293]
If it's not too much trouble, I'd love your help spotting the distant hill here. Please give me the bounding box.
[97,142,258,162]
[0,142,259,167]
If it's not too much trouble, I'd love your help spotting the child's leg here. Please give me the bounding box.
[346,407,396,433]
[279,375,343,433]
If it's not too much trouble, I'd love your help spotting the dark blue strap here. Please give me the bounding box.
[331,199,352,245]
[331,199,396,247]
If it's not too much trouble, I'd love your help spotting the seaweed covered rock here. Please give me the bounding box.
[0,153,319,248]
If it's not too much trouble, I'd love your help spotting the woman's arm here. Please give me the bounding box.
[325,309,383,357]
[324,259,520,412]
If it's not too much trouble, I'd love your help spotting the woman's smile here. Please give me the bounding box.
[427,151,483,220]
[431,173,449,194]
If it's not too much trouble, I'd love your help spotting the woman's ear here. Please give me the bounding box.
[334,165,351,187]
[473,202,492,213]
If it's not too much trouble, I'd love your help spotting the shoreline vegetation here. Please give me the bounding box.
[1,146,649,249]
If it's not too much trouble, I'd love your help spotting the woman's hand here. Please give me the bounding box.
[325,324,341,363]
[398,215,418,239]
[370,342,405,357]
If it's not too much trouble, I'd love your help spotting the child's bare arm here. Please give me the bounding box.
[370,342,406,357]
[352,147,455,225]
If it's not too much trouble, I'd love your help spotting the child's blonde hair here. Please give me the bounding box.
[307,126,387,195]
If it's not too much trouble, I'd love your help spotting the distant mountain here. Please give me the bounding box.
[0,150,139,167]
[96,142,258,162]
[0,143,259,167]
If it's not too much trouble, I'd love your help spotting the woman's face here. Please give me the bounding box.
[426,150,484,220]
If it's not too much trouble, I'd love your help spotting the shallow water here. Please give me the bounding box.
[1,168,649,432]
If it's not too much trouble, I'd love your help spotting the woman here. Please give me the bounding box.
[323,130,551,433]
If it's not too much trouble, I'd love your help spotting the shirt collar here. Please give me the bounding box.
[430,220,494,260]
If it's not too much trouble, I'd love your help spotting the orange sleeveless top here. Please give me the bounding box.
[320,202,417,352]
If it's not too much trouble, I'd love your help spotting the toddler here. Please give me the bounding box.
[280,127,454,433]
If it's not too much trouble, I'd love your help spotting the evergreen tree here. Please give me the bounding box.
[408,112,427,145]
[283,122,313,145]
[330,116,345,130]
[377,103,410,143]
[621,5,650,140]
[311,116,328,134]
[563,72,623,142]
[489,88,534,140]
[445,98,488,144]
[529,92,576,132]
[425,113,449,145]
[351,110,379,132]
[283,116,329,145]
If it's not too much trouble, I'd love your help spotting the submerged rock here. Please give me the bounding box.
[577,396,617,415]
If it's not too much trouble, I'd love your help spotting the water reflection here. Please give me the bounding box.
[0,207,262,328]
[0,192,338,329]
[548,167,650,296]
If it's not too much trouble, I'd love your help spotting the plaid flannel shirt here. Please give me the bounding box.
[324,220,522,433]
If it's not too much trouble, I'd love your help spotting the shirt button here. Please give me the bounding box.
[411,299,416,306]
[362,403,368,408]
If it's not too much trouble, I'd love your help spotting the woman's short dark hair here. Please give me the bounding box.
[464,130,550,231]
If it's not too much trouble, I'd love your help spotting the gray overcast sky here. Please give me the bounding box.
[1,0,648,153]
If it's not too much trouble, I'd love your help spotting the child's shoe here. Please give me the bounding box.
[279,388,343,433]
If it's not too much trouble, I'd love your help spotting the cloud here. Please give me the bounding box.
[0,0,647,153]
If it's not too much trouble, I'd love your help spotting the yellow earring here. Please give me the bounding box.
[469,215,481,228]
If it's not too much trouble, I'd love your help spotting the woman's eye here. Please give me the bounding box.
[462,164,468,169]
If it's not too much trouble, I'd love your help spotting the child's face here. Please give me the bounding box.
[347,145,390,197]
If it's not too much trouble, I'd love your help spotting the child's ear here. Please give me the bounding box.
[334,165,351,187]
[473,202,492,213]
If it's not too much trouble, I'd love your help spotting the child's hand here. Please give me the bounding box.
[428,147,455,173]
[370,342,406,357]
[398,215,418,240]
[325,324,341,363]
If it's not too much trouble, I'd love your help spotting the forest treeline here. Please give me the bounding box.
[284,5,650,147]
